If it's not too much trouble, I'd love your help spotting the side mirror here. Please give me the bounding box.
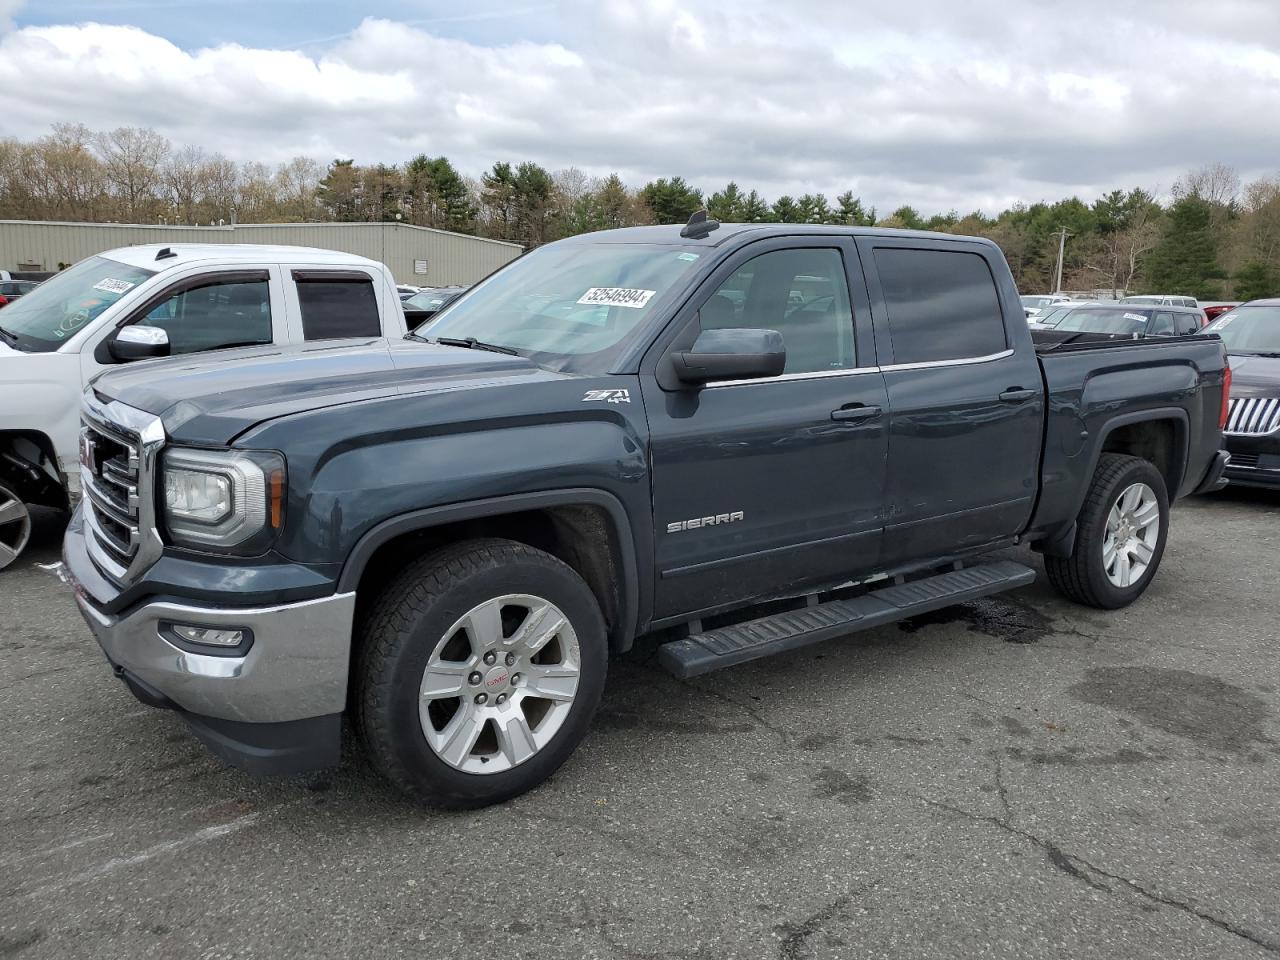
[672,328,786,385]
[109,325,170,362]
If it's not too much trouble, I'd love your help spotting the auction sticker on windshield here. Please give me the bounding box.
[1124,312,1148,323]
[92,278,136,295]
[578,287,656,309]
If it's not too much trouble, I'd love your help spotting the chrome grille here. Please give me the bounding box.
[1225,396,1280,436]
[80,392,165,584]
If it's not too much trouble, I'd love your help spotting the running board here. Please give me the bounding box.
[657,560,1036,679]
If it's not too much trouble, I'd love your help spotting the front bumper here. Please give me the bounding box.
[64,508,355,775]
[1223,436,1280,490]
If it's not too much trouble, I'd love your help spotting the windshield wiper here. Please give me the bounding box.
[431,336,519,356]
[0,325,17,346]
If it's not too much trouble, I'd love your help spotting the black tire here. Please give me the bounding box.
[1045,453,1170,609]
[355,538,607,808]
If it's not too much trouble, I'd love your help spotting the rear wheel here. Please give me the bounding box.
[356,538,607,807]
[1045,454,1169,609]
[0,483,32,571]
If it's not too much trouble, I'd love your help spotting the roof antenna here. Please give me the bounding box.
[155,247,178,261]
[680,208,720,240]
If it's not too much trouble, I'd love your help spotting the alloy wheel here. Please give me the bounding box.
[1102,482,1160,589]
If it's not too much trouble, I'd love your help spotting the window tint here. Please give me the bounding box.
[296,277,381,340]
[874,248,1006,364]
[136,279,272,355]
[1150,311,1176,336]
[701,248,854,374]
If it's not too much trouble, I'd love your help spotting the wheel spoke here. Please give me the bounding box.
[1132,539,1154,564]
[463,599,505,649]
[1102,537,1118,569]
[1107,505,1121,532]
[1132,499,1159,529]
[494,711,538,766]
[1115,550,1132,587]
[0,541,15,566]
[508,601,566,655]
[524,663,579,701]
[1121,485,1142,514]
[421,660,471,700]
[435,705,485,767]
[0,498,26,525]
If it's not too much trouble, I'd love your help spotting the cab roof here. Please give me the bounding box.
[560,223,997,249]
[100,243,384,271]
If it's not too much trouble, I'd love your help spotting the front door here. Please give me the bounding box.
[641,238,889,620]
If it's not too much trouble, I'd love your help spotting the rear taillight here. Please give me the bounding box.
[0,295,8,306]
[1219,363,1232,430]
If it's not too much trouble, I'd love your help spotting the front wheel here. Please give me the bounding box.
[356,538,608,808]
[0,482,32,571]
[1045,453,1170,609]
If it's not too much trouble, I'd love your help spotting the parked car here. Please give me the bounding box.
[1201,300,1280,489]
[1121,294,1199,308]
[402,285,468,325]
[0,244,415,569]
[1201,301,1240,323]
[1031,303,1206,345]
[0,280,38,307]
[1020,293,1072,318]
[1026,301,1090,328]
[63,221,1229,807]
[396,284,422,301]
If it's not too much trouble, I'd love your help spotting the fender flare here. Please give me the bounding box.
[1045,407,1189,556]
[337,487,643,647]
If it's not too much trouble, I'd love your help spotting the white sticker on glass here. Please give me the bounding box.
[92,278,136,295]
[1124,312,1148,322]
[577,287,656,309]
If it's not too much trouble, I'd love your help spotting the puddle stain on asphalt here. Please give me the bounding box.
[1069,667,1274,754]
[897,598,1054,644]
[810,767,873,806]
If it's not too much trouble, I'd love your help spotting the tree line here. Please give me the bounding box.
[2,125,1278,299]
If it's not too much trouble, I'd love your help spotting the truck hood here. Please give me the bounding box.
[91,339,561,445]
[1227,353,1280,397]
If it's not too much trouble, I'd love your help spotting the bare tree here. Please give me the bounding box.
[1173,162,1240,209]
[94,126,170,221]
[275,156,322,221]
[164,144,208,224]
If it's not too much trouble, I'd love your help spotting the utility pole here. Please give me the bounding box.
[1053,226,1072,294]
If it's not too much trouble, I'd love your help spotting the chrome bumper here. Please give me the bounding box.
[65,520,355,724]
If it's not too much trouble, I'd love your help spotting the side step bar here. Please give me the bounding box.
[657,560,1036,679]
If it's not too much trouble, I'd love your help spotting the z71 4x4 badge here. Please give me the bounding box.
[582,388,631,404]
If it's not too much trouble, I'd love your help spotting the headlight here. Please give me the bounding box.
[161,448,285,553]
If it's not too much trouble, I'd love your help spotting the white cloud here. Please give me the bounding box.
[1,1,1278,214]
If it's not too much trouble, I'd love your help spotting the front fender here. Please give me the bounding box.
[0,351,83,495]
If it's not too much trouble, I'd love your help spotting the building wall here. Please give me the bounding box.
[0,220,523,286]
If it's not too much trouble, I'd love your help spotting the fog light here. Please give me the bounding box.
[171,624,245,648]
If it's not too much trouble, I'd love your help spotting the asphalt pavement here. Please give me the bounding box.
[2,490,1279,960]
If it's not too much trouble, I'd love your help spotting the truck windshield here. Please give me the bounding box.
[1053,308,1148,336]
[0,256,156,353]
[418,242,705,371]
[1203,306,1280,354]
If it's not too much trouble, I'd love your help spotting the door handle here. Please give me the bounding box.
[831,403,882,422]
[998,388,1037,404]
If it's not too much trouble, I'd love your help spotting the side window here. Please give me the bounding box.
[1149,311,1176,336]
[136,278,272,355]
[873,248,1007,364]
[701,248,854,374]
[295,274,381,340]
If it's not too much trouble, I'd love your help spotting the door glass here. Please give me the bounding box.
[874,248,1007,363]
[1150,311,1176,336]
[137,279,272,355]
[701,248,854,374]
[296,278,381,340]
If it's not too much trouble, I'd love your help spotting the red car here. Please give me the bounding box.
[1202,302,1240,324]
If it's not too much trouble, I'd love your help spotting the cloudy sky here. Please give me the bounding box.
[2,0,1279,215]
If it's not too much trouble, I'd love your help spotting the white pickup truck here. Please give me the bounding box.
[0,243,414,569]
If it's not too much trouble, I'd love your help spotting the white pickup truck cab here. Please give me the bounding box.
[0,243,411,569]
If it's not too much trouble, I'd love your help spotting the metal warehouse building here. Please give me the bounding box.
[0,220,523,286]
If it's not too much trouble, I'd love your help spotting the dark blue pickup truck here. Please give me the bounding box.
[64,220,1230,807]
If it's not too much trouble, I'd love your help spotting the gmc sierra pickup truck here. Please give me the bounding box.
[63,220,1230,808]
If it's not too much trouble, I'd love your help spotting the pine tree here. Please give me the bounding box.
[1144,196,1225,299]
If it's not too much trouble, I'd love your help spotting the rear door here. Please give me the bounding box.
[641,236,888,620]
[858,237,1045,567]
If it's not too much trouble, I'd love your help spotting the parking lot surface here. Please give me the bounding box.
[2,491,1279,960]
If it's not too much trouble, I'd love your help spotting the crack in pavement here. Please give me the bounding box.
[774,894,855,960]
[916,795,1280,955]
